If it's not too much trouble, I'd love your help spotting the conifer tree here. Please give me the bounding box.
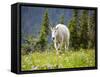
[36,9,49,50]
[80,10,89,48]
[88,11,96,48]
[68,9,80,49]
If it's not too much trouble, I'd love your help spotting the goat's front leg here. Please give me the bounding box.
[54,42,59,55]
[54,42,59,67]
[60,38,64,51]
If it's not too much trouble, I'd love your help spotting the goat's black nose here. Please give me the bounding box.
[52,37,55,40]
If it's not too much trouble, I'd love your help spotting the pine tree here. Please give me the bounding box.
[80,10,89,48]
[36,9,49,50]
[88,11,96,48]
[68,9,80,49]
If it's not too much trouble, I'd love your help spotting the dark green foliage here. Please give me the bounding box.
[68,9,95,49]
[88,11,96,48]
[21,35,37,55]
[60,14,64,24]
[80,10,89,48]
[36,9,50,50]
[68,9,80,49]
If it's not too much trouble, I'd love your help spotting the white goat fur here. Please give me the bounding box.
[51,24,70,52]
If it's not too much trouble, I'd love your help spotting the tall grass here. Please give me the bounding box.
[21,49,95,71]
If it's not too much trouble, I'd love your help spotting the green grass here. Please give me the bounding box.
[21,49,95,71]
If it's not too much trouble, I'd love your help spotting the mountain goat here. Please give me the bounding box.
[50,24,70,54]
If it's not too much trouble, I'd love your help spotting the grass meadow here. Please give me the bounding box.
[21,49,95,71]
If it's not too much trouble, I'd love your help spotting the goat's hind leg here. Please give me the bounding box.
[65,40,69,51]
